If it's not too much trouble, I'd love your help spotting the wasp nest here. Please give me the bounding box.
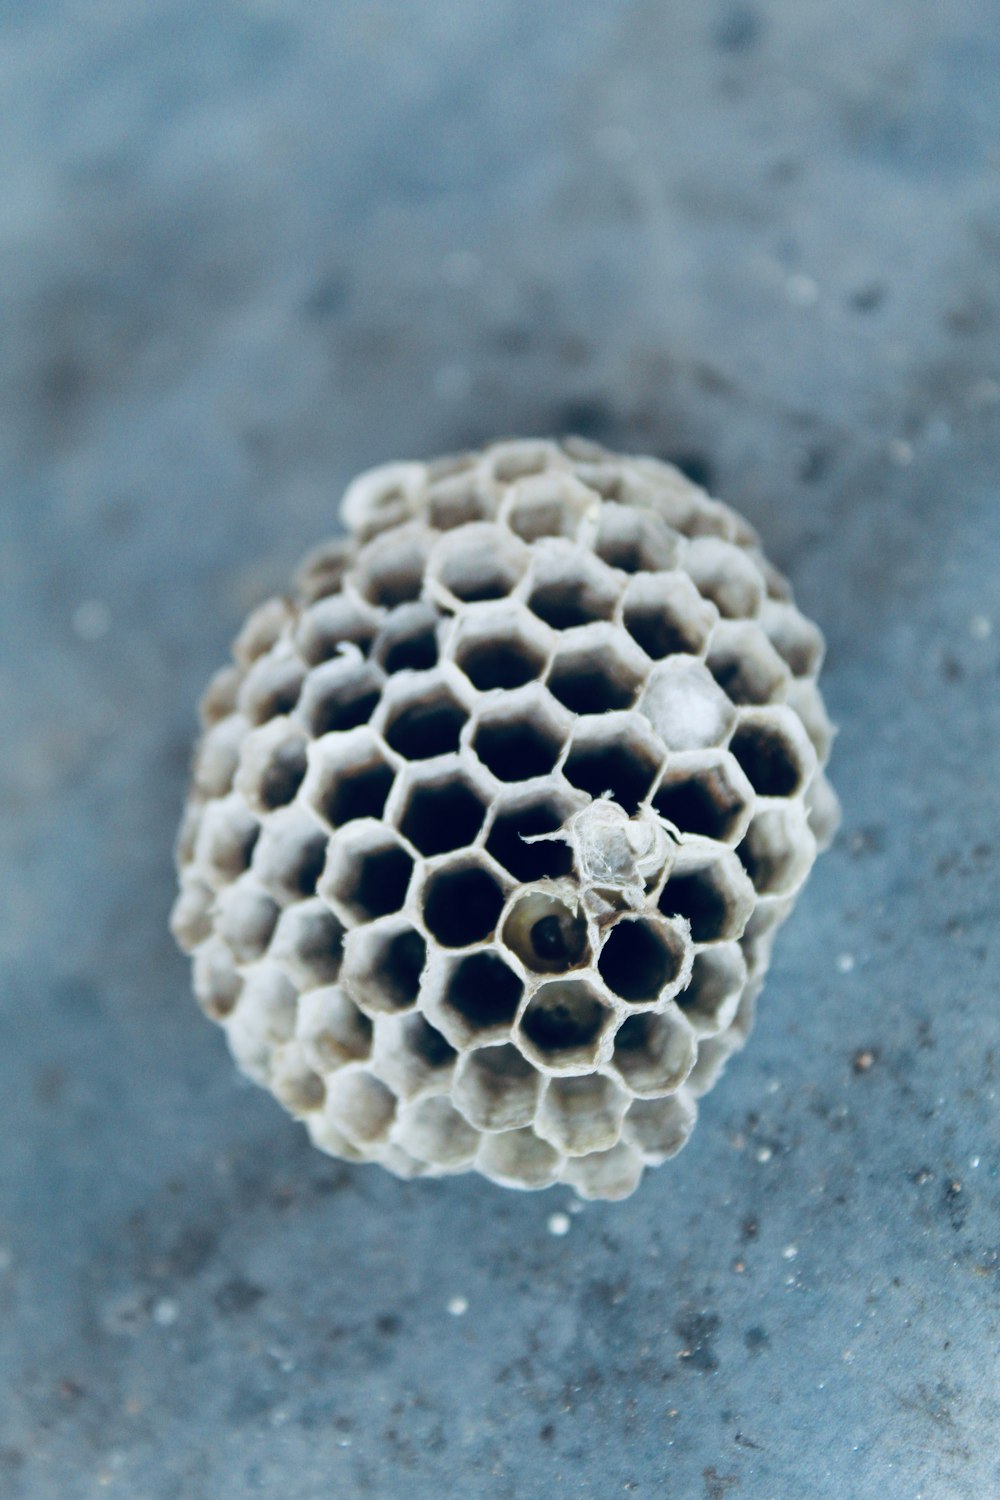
[172,438,837,1200]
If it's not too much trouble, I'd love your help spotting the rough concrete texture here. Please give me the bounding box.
[1,3,998,1497]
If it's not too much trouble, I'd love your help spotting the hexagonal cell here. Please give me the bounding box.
[535,1074,629,1156]
[294,537,356,604]
[269,898,346,989]
[684,537,766,619]
[449,605,550,692]
[452,1044,542,1131]
[192,713,246,798]
[593,501,681,574]
[500,472,600,542]
[623,1092,697,1163]
[561,1141,644,1201]
[373,602,440,675]
[297,985,373,1073]
[563,714,663,814]
[610,1009,696,1097]
[300,658,384,737]
[214,878,280,964]
[501,889,590,974]
[340,460,425,541]
[525,541,621,630]
[621,570,715,660]
[729,707,815,799]
[786,677,836,763]
[486,437,563,482]
[395,1096,480,1169]
[651,751,754,845]
[472,686,568,783]
[294,591,382,666]
[170,876,214,954]
[674,943,746,1036]
[597,915,690,1005]
[659,848,755,944]
[806,770,841,851]
[380,675,469,761]
[236,719,309,813]
[374,1011,458,1099]
[685,1030,741,1098]
[431,950,524,1048]
[546,624,646,716]
[320,826,415,924]
[485,788,582,883]
[638,658,736,752]
[739,895,793,979]
[341,917,427,1013]
[518,980,614,1071]
[225,964,299,1084]
[324,1069,397,1146]
[353,525,432,608]
[738,803,816,897]
[270,1044,327,1117]
[429,524,529,604]
[421,858,508,947]
[760,598,825,678]
[193,936,243,1020]
[238,651,307,725]
[306,730,396,829]
[233,598,294,667]
[476,1127,561,1191]
[707,621,790,707]
[251,807,328,902]
[390,762,487,856]
[194,796,260,886]
[424,469,498,531]
[199,665,242,728]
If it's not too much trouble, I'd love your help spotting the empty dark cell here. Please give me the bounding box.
[737,827,789,895]
[457,638,543,691]
[596,535,648,574]
[400,779,485,856]
[259,741,308,809]
[520,985,605,1054]
[613,1011,652,1056]
[564,743,656,814]
[302,619,376,666]
[624,606,699,660]
[253,671,304,723]
[310,682,382,736]
[379,927,427,1008]
[287,833,328,896]
[598,921,679,1002]
[366,563,423,609]
[548,660,636,715]
[423,865,506,947]
[323,761,394,826]
[709,653,771,706]
[385,696,466,759]
[445,951,523,1030]
[660,871,727,943]
[353,845,414,919]
[383,627,438,674]
[231,822,261,875]
[653,771,742,841]
[446,563,516,603]
[528,580,613,630]
[402,1012,457,1069]
[295,911,346,984]
[486,802,574,882]
[474,718,561,782]
[730,723,802,797]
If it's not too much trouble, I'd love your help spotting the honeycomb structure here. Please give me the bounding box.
[172,438,838,1200]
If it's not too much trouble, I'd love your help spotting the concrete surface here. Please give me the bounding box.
[1,3,999,1497]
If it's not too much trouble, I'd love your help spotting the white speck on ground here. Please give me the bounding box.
[548,1212,571,1236]
[152,1298,179,1328]
[447,1296,468,1316]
